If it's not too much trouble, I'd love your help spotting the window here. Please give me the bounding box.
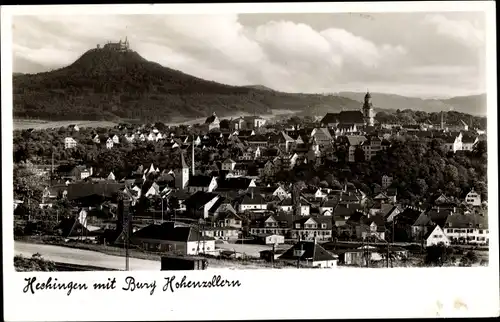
[295,224,301,229]
[207,247,210,250]
[321,223,327,229]
[479,230,483,234]
[192,248,195,251]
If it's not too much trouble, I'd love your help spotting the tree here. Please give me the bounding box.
[319,180,329,188]
[464,251,479,263]
[220,119,230,129]
[354,147,365,163]
[13,162,46,211]
[424,243,453,266]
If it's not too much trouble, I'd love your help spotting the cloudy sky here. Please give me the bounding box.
[12,12,486,98]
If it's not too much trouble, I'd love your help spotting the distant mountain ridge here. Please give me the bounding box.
[12,45,486,122]
[12,47,361,122]
[337,92,487,116]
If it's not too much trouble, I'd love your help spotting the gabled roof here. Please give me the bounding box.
[241,194,266,205]
[66,182,124,200]
[321,113,340,124]
[185,191,219,210]
[426,209,452,227]
[339,111,365,124]
[222,158,236,164]
[398,208,424,224]
[334,204,362,217]
[312,128,333,141]
[347,135,367,146]
[445,212,488,229]
[188,175,214,187]
[205,114,219,124]
[132,222,214,242]
[247,134,268,142]
[218,177,254,190]
[279,241,338,261]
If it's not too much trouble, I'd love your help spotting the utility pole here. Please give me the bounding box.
[161,195,164,223]
[271,243,275,269]
[386,239,390,268]
[192,135,195,176]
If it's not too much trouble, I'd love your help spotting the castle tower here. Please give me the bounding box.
[362,91,374,126]
[176,152,190,189]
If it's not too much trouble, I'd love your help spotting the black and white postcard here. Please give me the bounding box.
[2,2,498,320]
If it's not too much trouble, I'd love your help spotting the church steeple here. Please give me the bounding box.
[362,90,374,126]
[176,152,189,190]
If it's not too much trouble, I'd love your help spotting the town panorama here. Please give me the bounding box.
[13,37,488,271]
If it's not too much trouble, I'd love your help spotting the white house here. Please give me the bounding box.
[382,175,393,190]
[465,188,481,206]
[107,172,116,181]
[425,225,451,247]
[221,158,236,171]
[185,192,220,219]
[443,212,489,245]
[68,124,79,132]
[131,223,216,256]
[205,112,220,131]
[124,133,135,143]
[278,241,338,268]
[144,182,160,198]
[347,136,367,162]
[64,137,77,149]
[112,134,120,144]
[147,133,156,141]
[442,132,463,153]
[106,138,114,149]
[239,194,267,212]
[187,176,218,193]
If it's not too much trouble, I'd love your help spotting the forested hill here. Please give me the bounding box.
[12,48,361,122]
[337,92,487,116]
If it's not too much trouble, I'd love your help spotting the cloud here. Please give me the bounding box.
[10,13,485,97]
[423,14,485,48]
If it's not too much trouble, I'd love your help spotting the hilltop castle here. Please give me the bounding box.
[96,37,130,52]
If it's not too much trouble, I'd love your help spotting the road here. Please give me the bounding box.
[14,242,160,271]
[217,243,292,258]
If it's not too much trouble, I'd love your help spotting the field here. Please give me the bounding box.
[13,119,119,130]
[166,109,298,126]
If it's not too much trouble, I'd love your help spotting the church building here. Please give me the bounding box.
[320,91,375,128]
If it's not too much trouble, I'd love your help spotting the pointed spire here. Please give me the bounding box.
[180,152,188,169]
